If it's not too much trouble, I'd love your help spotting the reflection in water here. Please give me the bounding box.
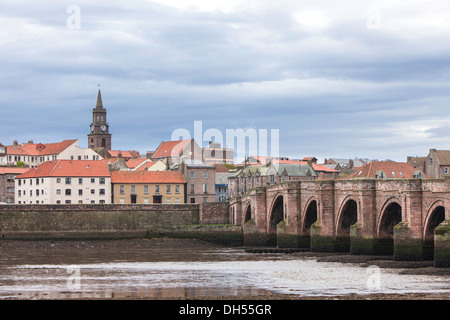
[0,243,449,300]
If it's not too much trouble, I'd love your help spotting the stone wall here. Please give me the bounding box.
[0,203,233,240]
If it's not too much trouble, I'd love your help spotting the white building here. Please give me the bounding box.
[15,160,111,204]
[6,139,102,168]
[0,143,6,166]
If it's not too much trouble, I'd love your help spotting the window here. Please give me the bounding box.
[99,200,105,204]
[270,175,274,183]
[7,187,14,193]
[144,185,149,194]
[36,189,39,196]
[78,189,83,196]
[91,200,95,204]
[166,185,171,194]
[65,200,71,204]
[91,189,95,194]
[99,189,105,195]
[175,185,180,194]
[131,185,136,194]
[78,156,81,160]
[65,189,71,196]
[203,184,207,193]
[18,190,21,197]
[57,178,61,183]
[120,198,125,204]
[144,198,148,204]
[167,198,171,204]
[190,198,195,203]
[203,171,207,178]
[99,178,105,184]
[120,185,125,195]
[190,171,195,178]
[176,198,180,204]
[65,178,71,185]
[155,185,160,194]
[78,178,83,184]
[78,200,83,204]
[445,168,449,175]
[430,158,433,164]
[7,176,14,183]
[56,200,61,204]
[91,178,95,183]
[190,184,194,193]
[56,189,61,195]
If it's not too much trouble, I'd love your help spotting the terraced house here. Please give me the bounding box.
[15,160,111,204]
[111,170,186,204]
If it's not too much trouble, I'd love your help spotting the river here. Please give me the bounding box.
[0,239,448,300]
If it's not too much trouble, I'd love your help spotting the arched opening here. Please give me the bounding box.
[101,138,106,148]
[244,205,252,224]
[423,206,445,260]
[336,199,358,252]
[376,202,402,255]
[269,196,284,232]
[304,200,317,230]
[300,200,318,248]
[268,195,284,246]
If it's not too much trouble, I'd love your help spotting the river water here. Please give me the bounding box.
[0,240,448,300]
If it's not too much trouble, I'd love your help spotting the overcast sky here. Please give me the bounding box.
[1,0,450,162]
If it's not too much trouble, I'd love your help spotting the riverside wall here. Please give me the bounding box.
[0,203,241,245]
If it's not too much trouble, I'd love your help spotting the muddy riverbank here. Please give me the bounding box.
[0,238,448,300]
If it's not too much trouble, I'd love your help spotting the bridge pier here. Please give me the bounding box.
[350,222,376,255]
[434,220,450,267]
[310,221,336,252]
[393,221,423,261]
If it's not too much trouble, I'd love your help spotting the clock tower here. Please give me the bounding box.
[88,89,112,150]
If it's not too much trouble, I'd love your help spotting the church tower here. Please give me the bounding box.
[88,89,112,150]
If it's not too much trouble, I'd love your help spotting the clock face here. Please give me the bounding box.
[101,124,106,132]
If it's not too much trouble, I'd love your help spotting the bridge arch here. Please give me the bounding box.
[423,201,446,260]
[376,197,402,255]
[269,194,284,233]
[335,197,358,252]
[244,203,252,224]
[303,197,318,230]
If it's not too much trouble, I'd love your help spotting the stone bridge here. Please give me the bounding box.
[229,179,450,267]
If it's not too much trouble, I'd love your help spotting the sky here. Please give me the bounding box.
[1,0,450,163]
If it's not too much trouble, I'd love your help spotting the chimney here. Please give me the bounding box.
[13,140,18,146]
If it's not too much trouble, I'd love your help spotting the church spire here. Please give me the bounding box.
[96,88,103,109]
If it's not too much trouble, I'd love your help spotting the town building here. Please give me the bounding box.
[15,160,111,204]
[110,170,186,204]
[88,89,112,150]
[345,161,424,179]
[215,172,234,202]
[406,156,426,173]
[0,143,6,166]
[423,149,450,178]
[202,141,234,164]
[0,167,30,204]
[152,139,203,165]
[178,160,216,203]
[5,139,102,168]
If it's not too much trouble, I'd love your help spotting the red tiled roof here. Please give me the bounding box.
[152,139,192,159]
[6,140,78,156]
[16,160,110,178]
[111,170,185,184]
[0,167,30,175]
[346,161,420,179]
[108,150,139,159]
[135,161,157,171]
[125,158,148,169]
